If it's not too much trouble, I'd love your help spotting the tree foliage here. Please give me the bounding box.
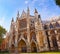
[0,26,6,45]
[55,0,60,7]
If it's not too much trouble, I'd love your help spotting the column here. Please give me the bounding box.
[43,30,49,51]
[15,28,18,54]
[56,35,60,50]
[35,22,40,52]
[27,18,31,52]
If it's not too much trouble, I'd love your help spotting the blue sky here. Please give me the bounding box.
[0,0,60,31]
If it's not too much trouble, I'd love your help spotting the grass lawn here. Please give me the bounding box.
[0,53,9,54]
[0,52,60,54]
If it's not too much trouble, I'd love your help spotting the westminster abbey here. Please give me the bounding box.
[6,8,60,52]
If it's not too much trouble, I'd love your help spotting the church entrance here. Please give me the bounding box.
[31,42,37,52]
[18,39,27,52]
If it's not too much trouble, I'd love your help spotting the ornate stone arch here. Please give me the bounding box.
[18,36,27,44]
[18,39,27,52]
[30,40,37,52]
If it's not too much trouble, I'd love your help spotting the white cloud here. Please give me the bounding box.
[0,16,10,32]
[32,0,38,4]
[25,0,29,4]
[0,17,5,26]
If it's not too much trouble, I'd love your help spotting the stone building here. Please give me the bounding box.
[6,8,60,52]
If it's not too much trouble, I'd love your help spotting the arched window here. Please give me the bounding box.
[23,32,27,40]
[44,25,48,29]
[49,23,54,29]
[30,32,36,41]
[20,19,27,28]
[55,22,60,27]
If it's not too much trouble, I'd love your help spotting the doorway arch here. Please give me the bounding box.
[31,41,37,52]
[18,39,27,52]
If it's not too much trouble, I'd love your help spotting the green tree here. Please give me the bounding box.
[55,0,60,7]
[0,26,6,45]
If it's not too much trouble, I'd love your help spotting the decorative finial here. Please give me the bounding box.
[35,8,38,13]
[23,10,25,13]
[27,6,30,15]
[27,6,29,11]
[11,17,14,22]
[17,11,20,17]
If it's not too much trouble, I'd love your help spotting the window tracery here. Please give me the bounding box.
[20,19,27,28]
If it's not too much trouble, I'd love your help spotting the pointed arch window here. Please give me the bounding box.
[23,33,27,40]
[44,25,48,29]
[20,19,27,28]
[49,23,54,29]
[55,22,60,27]
[30,32,36,41]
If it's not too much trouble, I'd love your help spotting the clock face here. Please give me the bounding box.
[20,19,27,28]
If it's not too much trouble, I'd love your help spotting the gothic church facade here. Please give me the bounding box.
[6,8,60,52]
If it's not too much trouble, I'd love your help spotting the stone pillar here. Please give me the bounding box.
[35,21,49,52]
[9,40,12,53]
[35,22,40,52]
[49,36,53,50]
[56,35,60,50]
[27,44,31,52]
[43,30,49,51]
[15,24,18,53]
[15,44,18,54]
[9,32,13,53]
[37,43,40,52]
[27,18,31,52]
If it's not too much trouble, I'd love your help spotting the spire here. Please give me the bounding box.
[27,7,30,15]
[11,17,14,30]
[34,8,38,19]
[27,7,29,12]
[11,17,14,22]
[35,8,38,13]
[22,10,26,14]
[17,11,20,17]
[21,10,26,18]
